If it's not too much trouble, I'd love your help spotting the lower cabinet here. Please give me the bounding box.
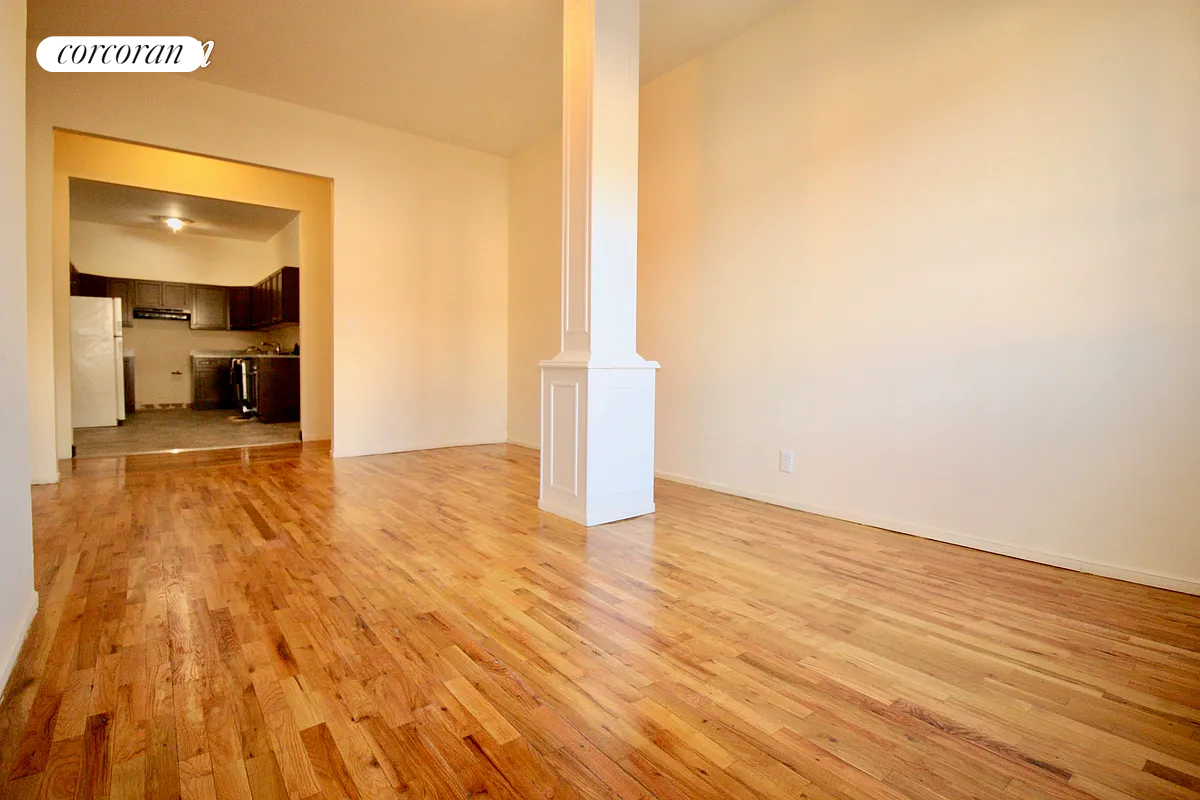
[256,358,300,423]
[192,357,235,410]
[123,355,136,415]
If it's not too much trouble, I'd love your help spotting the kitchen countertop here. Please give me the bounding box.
[191,351,300,359]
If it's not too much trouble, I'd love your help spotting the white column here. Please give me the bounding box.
[539,0,658,527]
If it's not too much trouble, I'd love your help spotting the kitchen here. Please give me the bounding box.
[67,179,305,458]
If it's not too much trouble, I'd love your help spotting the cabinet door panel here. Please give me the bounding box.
[134,280,163,308]
[252,283,265,328]
[271,272,284,324]
[191,286,229,330]
[281,267,300,324]
[163,282,190,311]
[192,361,233,410]
[107,278,133,326]
[229,287,252,330]
[256,358,300,423]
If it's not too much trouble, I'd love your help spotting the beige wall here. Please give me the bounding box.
[508,1,1200,592]
[1,0,36,685]
[506,133,562,447]
[70,219,286,285]
[28,59,507,482]
[270,216,301,269]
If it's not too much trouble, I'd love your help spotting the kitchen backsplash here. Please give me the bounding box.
[125,320,300,407]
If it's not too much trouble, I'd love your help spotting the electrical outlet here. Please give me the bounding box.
[779,450,794,474]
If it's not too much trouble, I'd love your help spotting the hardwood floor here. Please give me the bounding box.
[2,443,1198,800]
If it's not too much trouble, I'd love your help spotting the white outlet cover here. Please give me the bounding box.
[779,450,794,474]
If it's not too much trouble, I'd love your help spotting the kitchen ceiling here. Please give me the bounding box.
[28,0,796,156]
[70,179,298,241]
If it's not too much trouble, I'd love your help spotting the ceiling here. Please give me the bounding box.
[29,0,796,156]
[70,179,298,241]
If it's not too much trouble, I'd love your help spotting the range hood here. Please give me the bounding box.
[133,307,190,321]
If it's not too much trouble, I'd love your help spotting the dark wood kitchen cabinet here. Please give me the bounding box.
[106,278,134,326]
[190,285,229,330]
[92,268,297,331]
[163,282,190,310]
[70,266,108,298]
[133,280,163,308]
[250,266,299,329]
[134,280,190,311]
[229,286,253,330]
[192,356,234,410]
[252,282,267,329]
[256,357,300,423]
[123,355,136,415]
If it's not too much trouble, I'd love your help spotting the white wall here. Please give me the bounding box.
[28,59,508,480]
[270,215,301,269]
[70,219,284,285]
[506,133,562,448]
[1,2,37,688]
[510,1,1200,592]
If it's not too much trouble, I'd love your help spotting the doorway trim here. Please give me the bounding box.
[50,130,334,470]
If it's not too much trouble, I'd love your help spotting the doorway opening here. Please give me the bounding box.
[52,130,333,466]
[69,180,303,458]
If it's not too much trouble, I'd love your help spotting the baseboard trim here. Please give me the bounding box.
[506,438,540,451]
[31,471,59,486]
[655,470,1200,597]
[0,592,39,702]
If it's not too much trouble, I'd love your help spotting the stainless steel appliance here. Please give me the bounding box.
[231,357,259,417]
[132,307,190,321]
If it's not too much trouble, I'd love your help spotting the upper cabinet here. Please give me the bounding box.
[191,286,230,331]
[69,268,298,332]
[134,280,190,312]
[163,282,190,311]
[106,278,134,327]
[69,265,109,298]
[229,287,253,330]
[133,280,162,308]
[252,267,299,329]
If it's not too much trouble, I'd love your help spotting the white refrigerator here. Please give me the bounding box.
[70,296,126,428]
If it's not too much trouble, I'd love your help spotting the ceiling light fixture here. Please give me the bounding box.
[154,215,194,232]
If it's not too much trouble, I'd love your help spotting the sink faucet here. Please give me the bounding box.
[260,341,281,355]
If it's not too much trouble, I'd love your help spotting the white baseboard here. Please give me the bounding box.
[655,470,1200,597]
[31,471,59,486]
[506,438,540,451]
[0,592,39,701]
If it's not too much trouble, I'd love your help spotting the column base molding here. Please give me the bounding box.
[539,357,659,527]
[538,494,656,528]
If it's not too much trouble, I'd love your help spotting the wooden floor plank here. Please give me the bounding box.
[1,442,1197,799]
